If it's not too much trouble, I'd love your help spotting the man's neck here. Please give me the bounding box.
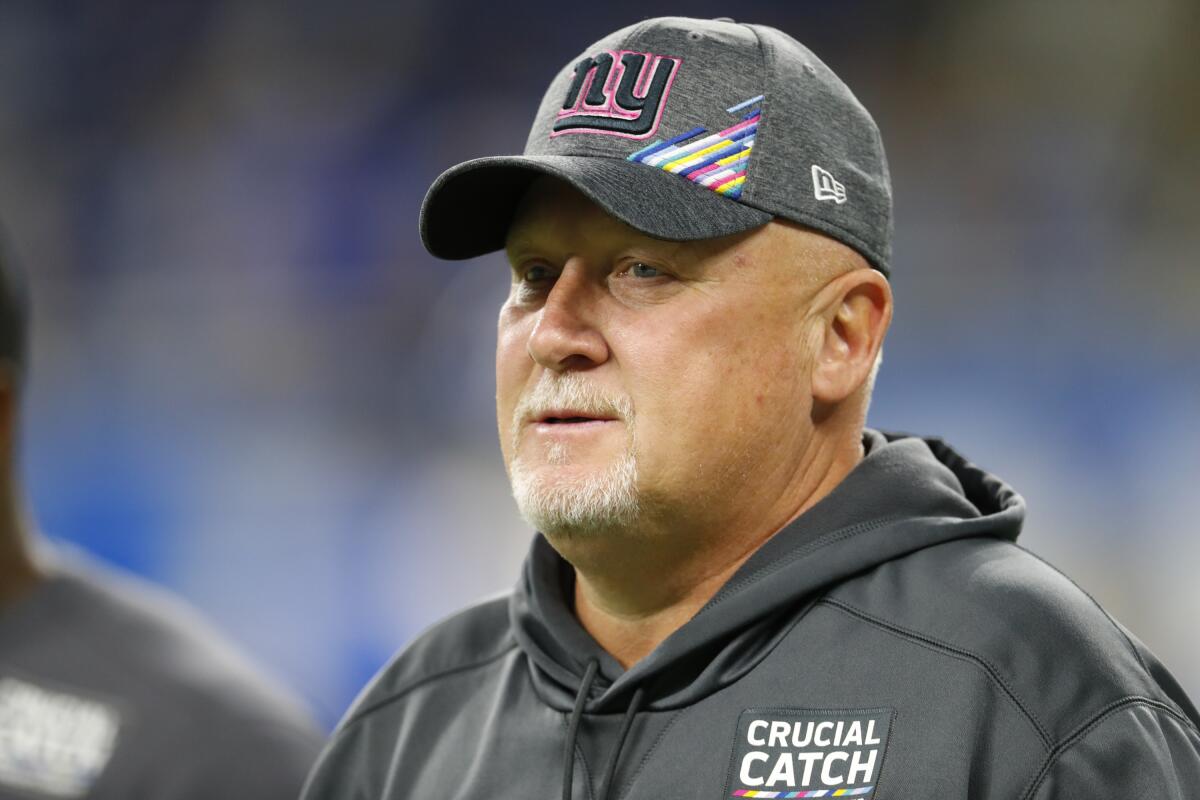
[0,514,43,611]
[569,433,863,668]
[573,547,753,668]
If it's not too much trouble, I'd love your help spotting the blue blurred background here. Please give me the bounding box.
[0,1,1195,728]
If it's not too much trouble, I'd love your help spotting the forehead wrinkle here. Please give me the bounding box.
[507,183,670,264]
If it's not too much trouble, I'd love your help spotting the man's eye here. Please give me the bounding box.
[628,262,661,279]
[521,264,553,282]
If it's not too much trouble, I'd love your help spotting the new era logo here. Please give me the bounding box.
[811,165,847,204]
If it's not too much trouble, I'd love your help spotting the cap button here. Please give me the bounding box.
[712,16,735,23]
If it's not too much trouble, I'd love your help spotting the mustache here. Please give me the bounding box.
[513,373,634,427]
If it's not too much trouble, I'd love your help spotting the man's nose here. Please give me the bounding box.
[526,259,609,371]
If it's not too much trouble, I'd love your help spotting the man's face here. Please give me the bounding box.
[498,178,832,542]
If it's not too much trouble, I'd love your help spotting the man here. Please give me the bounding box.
[0,238,323,797]
[303,17,1200,798]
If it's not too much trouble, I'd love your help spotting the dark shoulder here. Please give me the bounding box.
[301,597,516,800]
[824,537,1197,740]
[338,593,517,730]
[6,558,324,797]
[50,563,316,735]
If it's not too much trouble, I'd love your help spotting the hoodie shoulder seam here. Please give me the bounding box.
[818,598,1054,749]
[339,641,519,731]
[1013,544,1153,676]
[1017,696,1199,800]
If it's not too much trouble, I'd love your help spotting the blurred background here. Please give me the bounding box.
[0,0,1195,729]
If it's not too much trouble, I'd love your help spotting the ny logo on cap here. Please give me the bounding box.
[553,50,681,139]
[812,165,847,204]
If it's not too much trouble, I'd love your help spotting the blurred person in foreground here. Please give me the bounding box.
[0,238,323,798]
[303,17,1200,799]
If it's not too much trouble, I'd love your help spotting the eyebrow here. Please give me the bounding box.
[504,224,705,270]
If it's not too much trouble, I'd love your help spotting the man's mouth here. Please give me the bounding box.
[531,410,619,428]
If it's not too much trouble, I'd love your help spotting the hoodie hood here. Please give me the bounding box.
[510,430,1025,714]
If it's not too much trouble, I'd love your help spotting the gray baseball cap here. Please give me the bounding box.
[420,16,892,274]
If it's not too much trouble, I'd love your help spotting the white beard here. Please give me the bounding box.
[510,446,639,536]
[508,373,639,536]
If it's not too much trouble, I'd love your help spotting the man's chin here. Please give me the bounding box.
[509,457,640,537]
[516,461,611,484]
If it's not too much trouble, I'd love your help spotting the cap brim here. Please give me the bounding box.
[419,155,773,260]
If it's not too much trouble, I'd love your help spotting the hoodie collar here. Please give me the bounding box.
[510,430,1025,712]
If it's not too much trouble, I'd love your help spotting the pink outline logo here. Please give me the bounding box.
[551,50,681,140]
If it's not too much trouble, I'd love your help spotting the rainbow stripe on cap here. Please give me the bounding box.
[627,95,763,200]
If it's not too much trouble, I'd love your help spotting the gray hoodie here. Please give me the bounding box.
[302,430,1200,798]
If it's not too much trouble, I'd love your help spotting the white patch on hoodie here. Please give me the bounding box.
[725,708,893,797]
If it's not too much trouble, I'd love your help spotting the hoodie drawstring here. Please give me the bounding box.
[560,660,645,800]
[562,659,599,800]
[595,686,645,800]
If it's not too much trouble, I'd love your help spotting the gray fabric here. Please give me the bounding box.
[1029,703,1200,799]
[0,550,323,799]
[300,431,1200,798]
[419,17,892,273]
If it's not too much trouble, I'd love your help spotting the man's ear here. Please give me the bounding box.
[809,268,892,406]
